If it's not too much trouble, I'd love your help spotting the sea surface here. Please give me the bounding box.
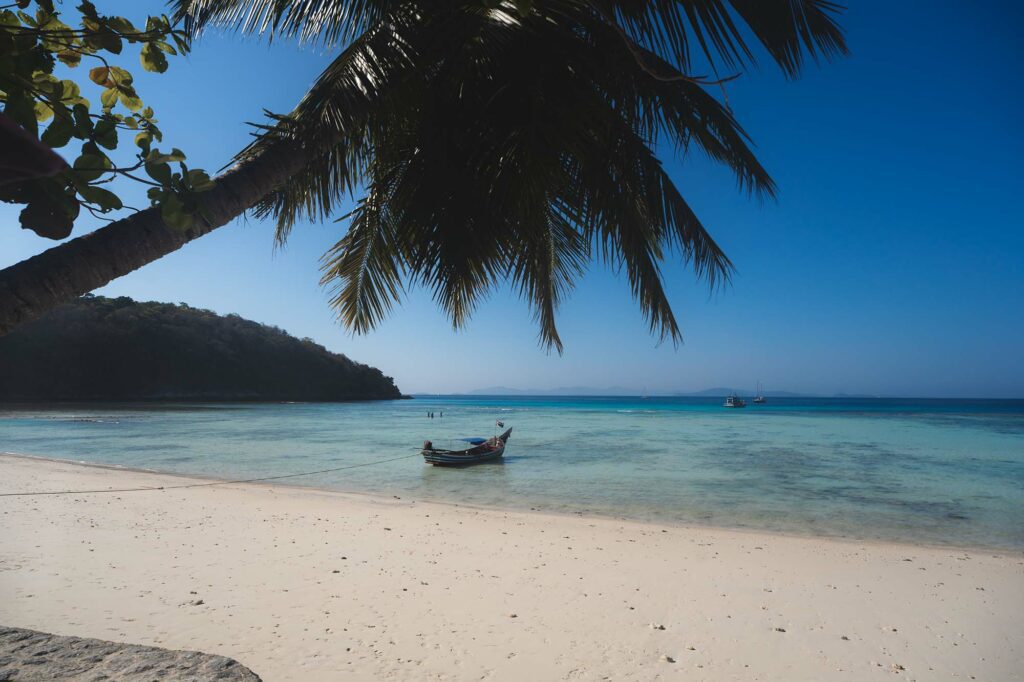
[2,396,1023,550]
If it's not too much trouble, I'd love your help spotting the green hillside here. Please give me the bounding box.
[0,295,402,401]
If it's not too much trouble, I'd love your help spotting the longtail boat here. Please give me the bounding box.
[422,427,512,466]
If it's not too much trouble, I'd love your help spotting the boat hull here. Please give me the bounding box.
[422,428,512,467]
[423,446,505,466]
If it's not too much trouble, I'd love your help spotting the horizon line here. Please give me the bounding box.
[407,392,1024,400]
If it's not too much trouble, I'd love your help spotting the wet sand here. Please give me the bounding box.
[1,454,1021,680]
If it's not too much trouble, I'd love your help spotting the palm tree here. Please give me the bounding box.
[0,1,846,346]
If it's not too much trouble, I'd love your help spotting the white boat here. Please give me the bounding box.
[723,395,746,408]
[754,382,766,404]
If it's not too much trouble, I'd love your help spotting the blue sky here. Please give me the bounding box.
[3,1,1022,397]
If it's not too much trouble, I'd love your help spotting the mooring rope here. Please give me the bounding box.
[0,451,423,498]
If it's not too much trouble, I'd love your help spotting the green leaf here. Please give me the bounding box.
[90,66,133,88]
[72,153,109,181]
[99,31,122,54]
[78,185,123,211]
[4,94,38,136]
[6,0,195,241]
[147,147,185,164]
[93,117,118,149]
[187,169,215,192]
[41,114,74,148]
[140,43,168,73]
[20,199,76,239]
[72,104,93,136]
[108,67,133,86]
[65,170,91,195]
[89,67,110,85]
[38,16,74,51]
[31,74,61,100]
[145,15,169,33]
[58,80,81,104]
[106,16,138,34]
[78,1,98,20]
[33,100,53,122]
[118,90,143,112]
[38,15,68,30]
[100,87,118,110]
[19,180,80,240]
[144,159,172,185]
[160,192,192,231]
[56,50,82,67]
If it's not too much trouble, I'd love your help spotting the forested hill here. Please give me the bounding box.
[0,296,403,402]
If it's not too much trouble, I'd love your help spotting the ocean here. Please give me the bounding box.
[2,396,1023,550]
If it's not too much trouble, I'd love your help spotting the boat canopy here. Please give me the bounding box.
[459,437,487,444]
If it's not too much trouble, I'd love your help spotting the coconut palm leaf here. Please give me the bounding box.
[172,0,847,349]
[170,0,396,46]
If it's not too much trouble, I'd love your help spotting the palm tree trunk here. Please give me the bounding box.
[0,140,314,335]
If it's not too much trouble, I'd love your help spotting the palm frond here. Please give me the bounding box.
[319,172,404,333]
[603,0,847,77]
[170,0,396,45]
[727,0,848,76]
[178,0,846,349]
[251,139,361,245]
[240,10,421,238]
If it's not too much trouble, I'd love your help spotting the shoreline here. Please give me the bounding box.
[0,396,412,410]
[2,454,1021,680]
[2,450,1021,558]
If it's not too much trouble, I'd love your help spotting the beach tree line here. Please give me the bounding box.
[0,0,847,349]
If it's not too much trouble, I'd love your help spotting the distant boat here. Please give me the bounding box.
[754,382,767,404]
[723,395,746,408]
[422,427,512,466]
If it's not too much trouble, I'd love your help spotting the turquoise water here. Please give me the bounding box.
[2,396,1023,550]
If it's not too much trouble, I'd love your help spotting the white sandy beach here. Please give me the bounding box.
[1,453,1021,681]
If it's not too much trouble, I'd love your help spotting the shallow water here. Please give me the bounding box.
[2,396,1023,550]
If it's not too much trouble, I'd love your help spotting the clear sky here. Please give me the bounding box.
[3,1,1022,397]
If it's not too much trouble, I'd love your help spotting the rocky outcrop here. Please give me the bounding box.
[0,626,261,681]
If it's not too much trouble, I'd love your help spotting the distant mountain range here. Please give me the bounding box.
[681,387,808,397]
[463,386,815,397]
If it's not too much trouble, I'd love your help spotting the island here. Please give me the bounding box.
[0,295,402,402]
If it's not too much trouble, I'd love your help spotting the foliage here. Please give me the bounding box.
[0,294,403,401]
[0,0,212,239]
[174,0,847,351]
